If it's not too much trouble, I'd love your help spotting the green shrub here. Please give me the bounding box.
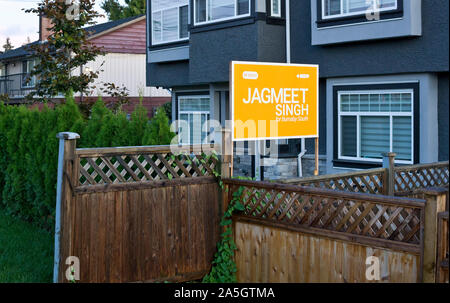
[0,92,175,229]
[143,106,175,146]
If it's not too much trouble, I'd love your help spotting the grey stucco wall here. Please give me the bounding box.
[291,0,449,78]
[438,73,449,161]
[311,0,422,45]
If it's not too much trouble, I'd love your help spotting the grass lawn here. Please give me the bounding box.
[0,210,54,283]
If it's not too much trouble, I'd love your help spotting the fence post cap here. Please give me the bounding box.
[56,132,80,140]
[382,152,397,157]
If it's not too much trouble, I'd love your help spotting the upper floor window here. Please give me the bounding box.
[271,0,281,18]
[322,0,397,19]
[151,0,189,45]
[194,0,251,26]
[22,59,37,88]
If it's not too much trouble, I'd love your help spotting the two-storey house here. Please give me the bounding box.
[146,0,449,179]
[0,14,171,118]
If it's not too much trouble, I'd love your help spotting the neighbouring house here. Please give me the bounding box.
[145,0,449,179]
[0,14,171,118]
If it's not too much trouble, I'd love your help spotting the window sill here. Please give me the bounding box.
[148,45,190,63]
[332,159,382,170]
[149,40,189,52]
[316,10,403,28]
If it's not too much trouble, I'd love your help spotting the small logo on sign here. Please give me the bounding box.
[243,71,259,80]
[297,74,310,79]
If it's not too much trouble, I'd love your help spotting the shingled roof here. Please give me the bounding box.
[83,14,144,37]
[0,40,41,61]
[0,14,145,62]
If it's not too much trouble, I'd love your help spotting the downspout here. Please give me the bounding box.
[286,0,306,177]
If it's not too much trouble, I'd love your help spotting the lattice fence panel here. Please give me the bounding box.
[296,172,385,195]
[230,184,423,245]
[395,163,449,193]
[78,152,218,185]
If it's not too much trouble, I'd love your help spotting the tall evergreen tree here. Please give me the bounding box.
[101,0,145,21]
[2,38,14,52]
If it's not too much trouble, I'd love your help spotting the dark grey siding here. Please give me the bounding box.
[305,79,327,154]
[147,20,286,87]
[438,73,449,161]
[290,0,449,77]
[146,61,190,88]
[189,23,259,84]
[257,21,286,63]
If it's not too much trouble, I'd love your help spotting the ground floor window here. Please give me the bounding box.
[178,95,211,144]
[338,89,414,164]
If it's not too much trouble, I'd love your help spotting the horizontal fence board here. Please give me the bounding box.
[234,220,420,283]
[74,176,217,193]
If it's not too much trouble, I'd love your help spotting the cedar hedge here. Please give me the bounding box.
[0,92,174,230]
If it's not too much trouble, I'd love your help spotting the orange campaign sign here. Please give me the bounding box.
[231,61,319,141]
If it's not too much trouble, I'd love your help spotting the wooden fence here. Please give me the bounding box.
[225,178,448,283]
[54,133,225,283]
[54,131,448,283]
[283,160,449,197]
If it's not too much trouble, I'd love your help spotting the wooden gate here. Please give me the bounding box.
[54,133,223,283]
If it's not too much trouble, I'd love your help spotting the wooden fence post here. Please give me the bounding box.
[54,132,80,283]
[221,129,233,214]
[221,128,233,179]
[422,188,447,283]
[382,152,396,196]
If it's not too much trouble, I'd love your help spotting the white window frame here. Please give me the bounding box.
[151,1,189,46]
[194,0,252,26]
[337,89,414,164]
[271,0,281,18]
[22,59,37,88]
[178,95,211,145]
[321,0,398,20]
